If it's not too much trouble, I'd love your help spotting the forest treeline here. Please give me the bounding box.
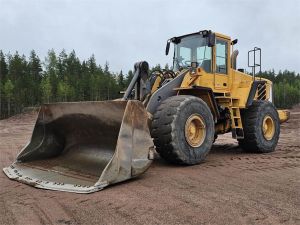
[0,50,299,119]
[0,49,135,119]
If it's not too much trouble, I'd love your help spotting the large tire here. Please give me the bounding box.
[151,95,215,165]
[238,100,280,153]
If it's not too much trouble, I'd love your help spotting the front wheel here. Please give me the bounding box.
[238,100,280,153]
[151,95,215,165]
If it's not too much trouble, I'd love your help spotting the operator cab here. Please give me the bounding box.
[166,30,235,76]
[166,30,216,72]
[165,30,239,91]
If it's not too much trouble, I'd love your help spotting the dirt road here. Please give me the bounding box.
[0,107,299,225]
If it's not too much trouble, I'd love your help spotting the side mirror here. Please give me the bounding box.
[165,40,171,55]
[231,39,238,45]
[207,33,215,47]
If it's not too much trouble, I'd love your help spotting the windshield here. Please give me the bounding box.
[173,35,212,72]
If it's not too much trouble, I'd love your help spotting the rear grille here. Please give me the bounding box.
[257,83,267,100]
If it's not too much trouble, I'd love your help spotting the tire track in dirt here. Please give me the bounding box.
[32,198,76,225]
[1,192,77,225]
[3,196,44,225]
[0,196,16,225]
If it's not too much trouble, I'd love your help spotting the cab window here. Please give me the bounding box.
[197,46,212,73]
[178,47,191,63]
[173,34,212,72]
[216,39,228,74]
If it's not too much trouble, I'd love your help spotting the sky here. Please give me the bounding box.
[0,0,299,74]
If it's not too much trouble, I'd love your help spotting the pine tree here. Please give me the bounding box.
[0,51,8,118]
[28,50,42,105]
[3,79,14,116]
[125,70,134,87]
[44,49,58,102]
[57,80,69,102]
[7,52,28,113]
[40,76,52,103]
[118,70,125,90]
[58,50,68,80]
[87,55,97,74]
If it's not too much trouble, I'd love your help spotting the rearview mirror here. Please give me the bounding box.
[165,40,171,55]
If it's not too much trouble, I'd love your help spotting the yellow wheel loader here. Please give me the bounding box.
[3,30,290,193]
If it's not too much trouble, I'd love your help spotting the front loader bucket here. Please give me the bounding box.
[3,100,154,193]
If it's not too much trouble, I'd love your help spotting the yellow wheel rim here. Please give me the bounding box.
[262,115,275,140]
[185,114,206,147]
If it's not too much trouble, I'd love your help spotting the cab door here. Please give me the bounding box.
[214,38,230,91]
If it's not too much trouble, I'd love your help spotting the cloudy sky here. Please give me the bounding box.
[0,0,299,73]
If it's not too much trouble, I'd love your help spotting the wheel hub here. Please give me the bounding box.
[262,115,275,140]
[185,114,206,147]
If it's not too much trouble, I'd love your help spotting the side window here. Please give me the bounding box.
[197,46,212,73]
[216,39,228,74]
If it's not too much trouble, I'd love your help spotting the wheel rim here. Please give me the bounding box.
[185,114,206,147]
[262,115,275,140]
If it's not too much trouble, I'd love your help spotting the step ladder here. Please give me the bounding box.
[215,96,244,139]
[229,98,244,139]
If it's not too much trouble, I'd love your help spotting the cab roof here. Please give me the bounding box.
[170,30,231,43]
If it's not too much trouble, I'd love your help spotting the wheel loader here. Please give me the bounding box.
[3,30,290,193]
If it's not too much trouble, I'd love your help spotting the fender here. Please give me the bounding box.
[176,86,220,121]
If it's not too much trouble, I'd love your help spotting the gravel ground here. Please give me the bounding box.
[0,106,299,225]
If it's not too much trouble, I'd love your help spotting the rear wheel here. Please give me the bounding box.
[151,95,214,165]
[238,100,280,153]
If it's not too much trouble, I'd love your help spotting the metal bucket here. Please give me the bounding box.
[3,100,154,193]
